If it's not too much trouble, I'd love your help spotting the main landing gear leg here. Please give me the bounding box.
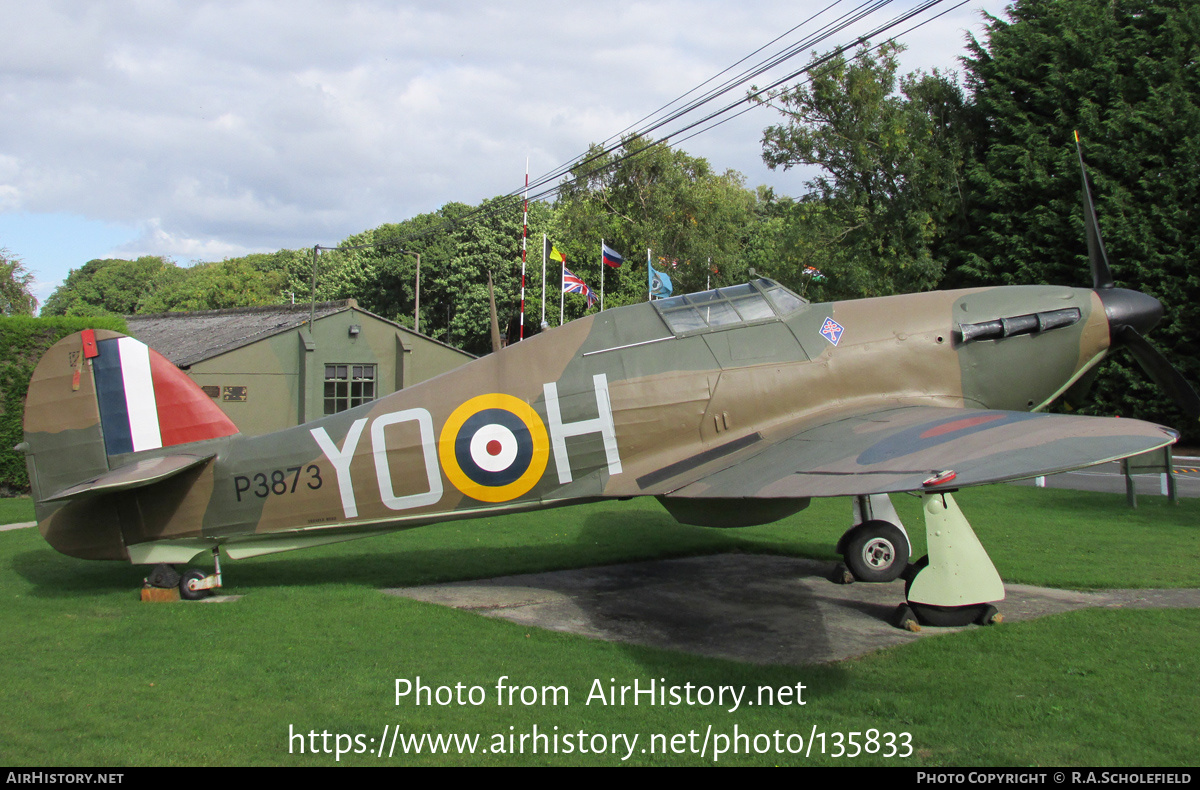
[892,492,1005,630]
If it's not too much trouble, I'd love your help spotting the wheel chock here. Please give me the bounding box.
[892,603,921,632]
[828,562,855,585]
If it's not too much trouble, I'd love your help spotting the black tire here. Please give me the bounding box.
[842,520,910,583]
[909,602,986,628]
[975,604,1001,626]
[179,569,210,601]
[146,563,181,589]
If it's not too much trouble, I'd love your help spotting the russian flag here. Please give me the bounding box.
[602,243,624,269]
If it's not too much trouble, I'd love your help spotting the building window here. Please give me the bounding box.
[324,364,376,414]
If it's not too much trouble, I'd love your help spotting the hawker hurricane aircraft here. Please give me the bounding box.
[19,143,1198,627]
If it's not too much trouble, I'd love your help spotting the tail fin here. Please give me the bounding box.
[88,331,239,454]
[22,330,239,559]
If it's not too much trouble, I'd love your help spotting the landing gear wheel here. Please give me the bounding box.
[975,604,1002,626]
[908,602,995,628]
[179,569,210,601]
[146,563,181,589]
[842,520,910,583]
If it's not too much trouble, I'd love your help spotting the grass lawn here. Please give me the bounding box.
[1,487,1197,766]
[0,495,33,525]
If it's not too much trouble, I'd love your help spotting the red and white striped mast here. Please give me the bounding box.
[519,159,529,341]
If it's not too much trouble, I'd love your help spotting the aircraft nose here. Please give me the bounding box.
[1098,287,1163,343]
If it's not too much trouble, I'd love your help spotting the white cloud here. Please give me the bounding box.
[113,217,254,263]
[0,0,1012,289]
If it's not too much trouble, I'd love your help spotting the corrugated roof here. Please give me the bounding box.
[126,301,354,367]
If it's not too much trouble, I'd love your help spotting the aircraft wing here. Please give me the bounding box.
[661,406,1177,499]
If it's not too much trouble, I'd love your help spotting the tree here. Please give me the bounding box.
[740,189,841,301]
[41,255,295,316]
[237,249,315,305]
[348,212,460,331]
[757,42,968,299]
[428,196,554,353]
[41,257,178,316]
[554,137,756,307]
[0,248,37,315]
[137,259,289,313]
[953,0,1200,436]
[301,196,555,354]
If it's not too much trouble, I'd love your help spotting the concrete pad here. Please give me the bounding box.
[386,554,1200,666]
[196,594,243,603]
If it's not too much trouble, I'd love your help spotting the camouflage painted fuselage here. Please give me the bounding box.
[26,279,1167,564]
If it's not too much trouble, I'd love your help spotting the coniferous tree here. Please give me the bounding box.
[953,0,1199,435]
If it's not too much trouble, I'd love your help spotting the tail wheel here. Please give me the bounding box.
[179,569,211,601]
[842,520,910,583]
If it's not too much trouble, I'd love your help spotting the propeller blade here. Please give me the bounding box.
[1117,325,1200,421]
[1074,131,1115,290]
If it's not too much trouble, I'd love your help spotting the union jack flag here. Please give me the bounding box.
[563,267,598,309]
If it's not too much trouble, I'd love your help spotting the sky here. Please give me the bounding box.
[0,0,1012,307]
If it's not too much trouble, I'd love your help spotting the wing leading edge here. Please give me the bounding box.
[662,406,1177,499]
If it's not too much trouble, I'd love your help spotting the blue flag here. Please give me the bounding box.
[648,261,673,298]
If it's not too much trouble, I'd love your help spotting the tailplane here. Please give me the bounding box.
[22,329,240,559]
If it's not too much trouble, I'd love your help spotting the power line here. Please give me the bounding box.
[668,0,970,149]
[509,0,899,214]
[314,0,957,254]
[528,0,891,197]
[480,0,958,222]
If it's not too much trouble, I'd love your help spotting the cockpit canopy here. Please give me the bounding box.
[652,278,807,335]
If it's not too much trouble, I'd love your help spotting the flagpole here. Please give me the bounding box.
[560,254,565,326]
[541,234,547,328]
[600,238,605,312]
[520,158,528,341]
[647,248,652,301]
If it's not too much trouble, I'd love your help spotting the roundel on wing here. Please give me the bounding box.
[439,393,549,502]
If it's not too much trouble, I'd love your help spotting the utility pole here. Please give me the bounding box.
[401,250,421,333]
